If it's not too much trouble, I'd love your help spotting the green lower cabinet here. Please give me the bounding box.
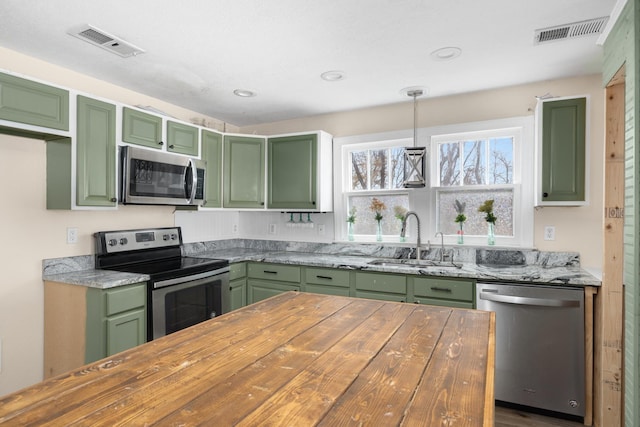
[86,283,147,364]
[229,262,248,311]
[411,277,475,309]
[0,71,69,131]
[247,263,301,304]
[354,272,407,302]
[304,267,351,297]
[247,279,300,304]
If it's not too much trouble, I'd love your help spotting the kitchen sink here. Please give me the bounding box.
[367,259,462,269]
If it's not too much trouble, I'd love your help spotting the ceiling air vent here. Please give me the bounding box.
[534,16,609,44]
[69,25,145,58]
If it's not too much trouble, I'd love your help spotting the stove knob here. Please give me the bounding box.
[171,233,177,240]
[119,238,128,245]
[108,239,118,247]
[163,234,170,241]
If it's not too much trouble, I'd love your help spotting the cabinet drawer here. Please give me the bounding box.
[355,272,406,295]
[248,263,301,283]
[413,277,474,302]
[105,284,146,316]
[305,267,350,288]
[229,262,247,280]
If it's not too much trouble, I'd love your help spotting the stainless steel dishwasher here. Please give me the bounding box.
[476,282,585,418]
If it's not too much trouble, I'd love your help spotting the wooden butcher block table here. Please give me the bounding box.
[0,292,495,426]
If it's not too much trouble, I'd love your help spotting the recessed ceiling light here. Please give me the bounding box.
[233,89,256,97]
[320,70,346,82]
[430,47,462,61]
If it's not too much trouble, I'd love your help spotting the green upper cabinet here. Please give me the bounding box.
[167,120,199,156]
[122,107,163,149]
[268,134,317,210]
[76,95,117,207]
[223,135,265,208]
[201,129,223,208]
[267,131,333,211]
[537,96,587,206]
[0,72,69,131]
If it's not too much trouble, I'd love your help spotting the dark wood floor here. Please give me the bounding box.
[495,406,584,427]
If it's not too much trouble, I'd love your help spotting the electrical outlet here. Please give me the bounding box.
[544,226,555,241]
[269,224,277,235]
[66,227,78,244]
[232,224,239,234]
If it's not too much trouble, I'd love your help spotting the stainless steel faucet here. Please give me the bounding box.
[401,211,421,260]
[435,231,445,262]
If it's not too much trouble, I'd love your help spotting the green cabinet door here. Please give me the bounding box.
[76,95,117,207]
[167,120,199,156]
[540,97,586,203]
[85,283,147,363]
[267,134,317,209]
[230,278,247,310]
[202,129,223,207]
[106,308,146,355]
[122,107,163,149]
[0,72,69,130]
[223,135,265,208]
[354,272,407,302]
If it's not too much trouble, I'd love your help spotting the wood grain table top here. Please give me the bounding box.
[0,292,495,426]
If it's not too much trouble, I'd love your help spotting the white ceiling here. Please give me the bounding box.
[0,0,618,127]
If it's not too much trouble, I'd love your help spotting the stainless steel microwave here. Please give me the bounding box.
[119,146,206,206]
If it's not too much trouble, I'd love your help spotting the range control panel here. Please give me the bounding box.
[95,227,182,254]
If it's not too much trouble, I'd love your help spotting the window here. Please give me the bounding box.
[334,117,533,246]
[343,141,411,240]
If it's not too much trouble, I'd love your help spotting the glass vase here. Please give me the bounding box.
[376,220,383,242]
[487,223,496,246]
[457,222,464,244]
[347,222,354,241]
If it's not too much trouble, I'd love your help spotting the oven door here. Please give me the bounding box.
[120,145,205,206]
[151,269,229,340]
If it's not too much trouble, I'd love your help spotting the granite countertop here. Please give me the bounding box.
[42,240,602,289]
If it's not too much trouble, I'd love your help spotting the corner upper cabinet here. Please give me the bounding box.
[0,72,69,131]
[223,134,265,209]
[167,120,198,156]
[267,131,333,211]
[536,96,588,206]
[201,129,223,208]
[122,107,163,149]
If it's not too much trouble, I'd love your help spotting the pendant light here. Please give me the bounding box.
[402,88,426,188]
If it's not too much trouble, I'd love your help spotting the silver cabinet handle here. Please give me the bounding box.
[479,291,580,307]
[187,158,197,204]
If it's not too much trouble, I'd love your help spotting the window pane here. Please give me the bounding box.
[437,189,513,237]
[439,142,460,186]
[351,151,367,190]
[370,149,388,189]
[489,137,514,184]
[390,147,405,189]
[463,140,486,185]
[348,194,410,236]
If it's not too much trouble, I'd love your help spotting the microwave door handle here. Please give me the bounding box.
[187,158,197,203]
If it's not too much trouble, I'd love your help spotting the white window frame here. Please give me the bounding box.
[333,116,534,247]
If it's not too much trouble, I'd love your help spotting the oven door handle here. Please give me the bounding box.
[153,267,230,289]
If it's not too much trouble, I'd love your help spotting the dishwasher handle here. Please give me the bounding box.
[478,290,581,308]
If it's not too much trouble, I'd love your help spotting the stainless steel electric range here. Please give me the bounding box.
[95,227,230,340]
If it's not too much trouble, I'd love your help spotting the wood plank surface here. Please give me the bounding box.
[0,292,495,426]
